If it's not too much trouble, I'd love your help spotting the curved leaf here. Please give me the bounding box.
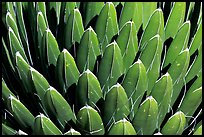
[107,118,136,135]
[122,59,148,120]
[95,2,119,54]
[161,111,186,135]
[102,83,130,127]
[2,123,17,135]
[2,78,16,103]
[97,41,123,94]
[132,96,158,135]
[76,26,100,73]
[64,2,77,22]
[76,105,105,135]
[116,21,138,72]
[76,69,103,108]
[193,125,202,135]
[164,2,186,40]
[64,128,81,135]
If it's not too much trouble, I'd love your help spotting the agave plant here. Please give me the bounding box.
[2,2,202,135]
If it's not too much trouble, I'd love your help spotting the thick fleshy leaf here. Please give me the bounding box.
[150,72,173,128]
[76,105,105,135]
[56,49,80,94]
[33,114,62,135]
[161,111,186,135]
[193,125,202,135]
[42,28,60,66]
[6,2,16,22]
[107,118,136,135]
[168,49,190,106]
[97,41,123,94]
[8,27,29,64]
[82,2,104,27]
[7,95,35,130]
[164,2,186,40]
[178,87,202,117]
[121,59,148,120]
[102,83,130,127]
[15,52,32,93]
[2,78,16,103]
[44,86,76,128]
[64,2,77,22]
[76,69,103,108]
[187,75,202,95]
[116,21,138,72]
[2,123,17,135]
[37,2,48,26]
[189,20,202,56]
[65,8,84,50]
[76,27,100,73]
[64,128,81,135]
[30,67,50,107]
[139,9,164,51]
[163,21,190,68]
[119,2,142,32]
[185,2,195,21]
[140,35,163,94]
[47,2,61,25]
[142,2,157,30]
[132,96,158,135]
[95,2,119,54]
[186,46,202,83]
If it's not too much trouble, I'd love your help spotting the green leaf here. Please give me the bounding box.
[64,128,81,135]
[47,2,61,25]
[121,59,148,120]
[65,8,84,50]
[107,118,136,135]
[97,41,123,94]
[185,2,195,21]
[161,111,186,135]
[42,29,60,66]
[164,2,186,40]
[76,27,101,73]
[2,78,16,103]
[102,83,130,127]
[189,20,202,56]
[37,2,48,26]
[142,2,157,30]
[187,75,202,95]
[8,27,29,64]
[168,49,190,106]
[15,52,32,93]
[44,86,76,128]
[186,45,202,83]
[119,2,142,32]
[116,21,138,72]
[76,69,103,108]
[139,9,164,51]
[132,96,158,135]
[193,125,202,135]
[178,87,202,117]
[6,2,16,22]
[150,72,173,128]
[2,123,17,135]
[56,49,80,94]
[76,105,105,135]
[95,2,119,54]
[163,21,191,68]
[64,2,77,22]
[7,95,35,130]
[33,113,62,135]
[15,2,33,65]
[82,2,104,27]
[140,34,163,94]
[30,67,50,107]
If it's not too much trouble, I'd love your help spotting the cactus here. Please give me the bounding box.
[2,2,202,135]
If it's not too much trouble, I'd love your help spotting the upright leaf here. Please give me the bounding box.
[76,105,105,135]
[107,118,136,135]
[64,2,77,22]
[56,49,80,94]
[164,2,186,40]
[76,69,103,108]
[2,78,16,103]
[161,111,186,135]
[102,83,130,127]
[116,21,138,72]
[2,123,17,135]
[132,96,158,135]
[64,128,81,135]
[140,35,163,94]
[122,59,148,120]
[97,41,123,94]
[76,27,100,73]
[95,2,119,54]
